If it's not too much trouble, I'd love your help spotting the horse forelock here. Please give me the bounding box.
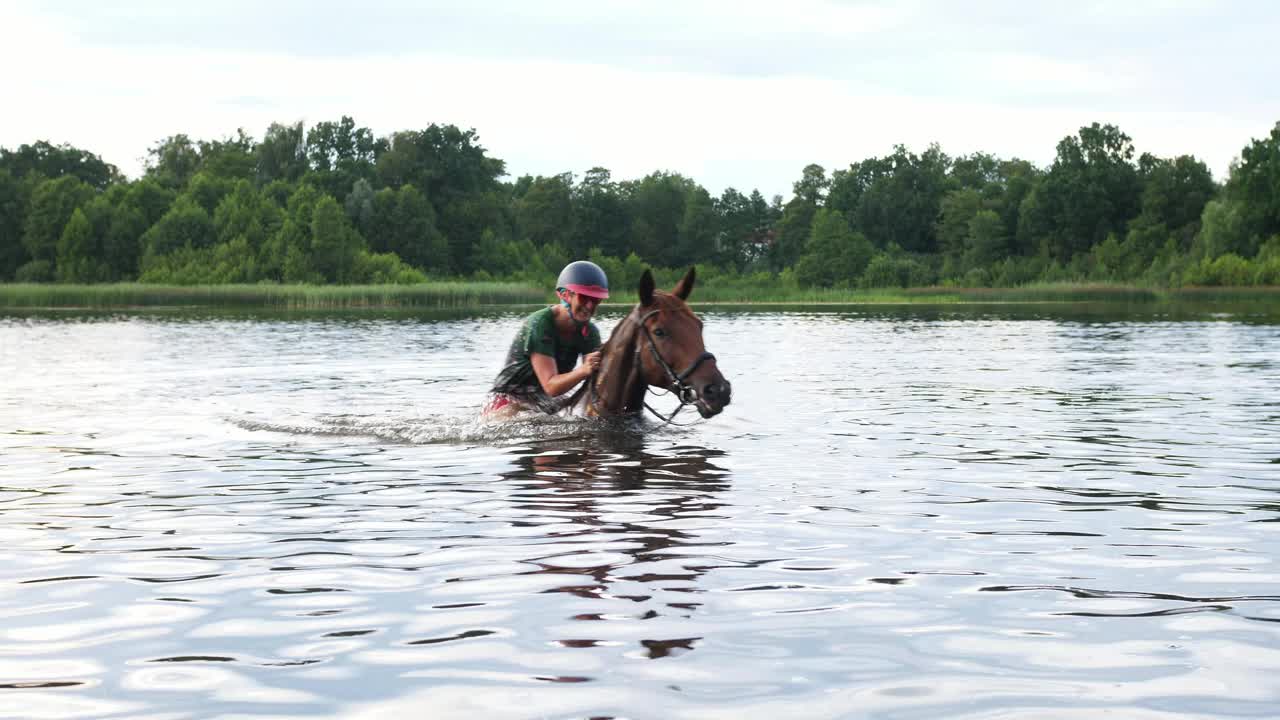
[651,291,701,324]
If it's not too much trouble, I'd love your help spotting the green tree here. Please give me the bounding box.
[712,188,775,269]
[769,164,831,270]
[625,172,688,265]
[794,208,873,287]
[469,228,506,277]
[0,140,121,189]
[257,184,324,280]
[366,185,448,272]
[375,124,506,259]
[261,179,294,209]
[214,180,283,253]
[996,159,1041,256]
[55,208,101,282]
[1033,123,1142,260]
[936,188,983,266]
[186,172,235,215]
[853,145,950,253]
[310,196,363,282]
[304,116,385,198]
[145,134,202,190]
[77,192,120,278]
[792,163,829,205]
[97,179,175,280]
[1222,121,1280,251]
[140,195,214,258]
[1115,154,1217,272]
[1197,199,1253,259]
[23,175,94,264]
[516,173,574,249]
[255,122,308,185]
[570,167,630,258]
[964,209,1007,269]
[675,183,717,267]
[827,157,892,220]
[537,242,570,282]
[124,178,177,226]
[198,129,257,181]
[350,250,427,284]
[944,156,1041,259]
[344,178,376,237]
[376,124,504,198]
[948,152,1002,193]
[444,190,513,273]
[102,202,147,280]
[713,187,754,269]
[0,169,29,278]
[307,116,383,173]
[771,196,816,271]
[1138,154,1216,234]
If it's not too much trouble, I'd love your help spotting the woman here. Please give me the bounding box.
[484,261,609,416]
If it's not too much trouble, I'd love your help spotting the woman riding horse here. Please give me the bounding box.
[485,263,731,421]
[485,261,610,416]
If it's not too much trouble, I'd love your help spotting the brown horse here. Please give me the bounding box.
[568,267,731,420]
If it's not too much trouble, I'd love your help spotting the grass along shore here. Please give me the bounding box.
[2,281,1279,310]
[0,282,548,309]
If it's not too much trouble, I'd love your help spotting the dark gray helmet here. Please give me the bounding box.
[556,261,609,299]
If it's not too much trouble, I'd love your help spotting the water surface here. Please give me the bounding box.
[2,304,1278,719]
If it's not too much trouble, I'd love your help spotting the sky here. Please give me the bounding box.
[2,0,1278,200]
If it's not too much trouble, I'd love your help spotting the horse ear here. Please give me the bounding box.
[639,269,655,306]
[672,266,696,300]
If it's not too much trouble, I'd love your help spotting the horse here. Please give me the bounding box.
[567,267,731,421]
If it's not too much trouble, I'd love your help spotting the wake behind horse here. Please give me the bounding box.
[567,267,731,420]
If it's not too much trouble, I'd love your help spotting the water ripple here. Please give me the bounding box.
[1,309,1278,718]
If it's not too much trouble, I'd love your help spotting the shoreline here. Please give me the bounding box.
[2,282,1278,311]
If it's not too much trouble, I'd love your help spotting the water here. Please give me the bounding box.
[2,304,1279,719]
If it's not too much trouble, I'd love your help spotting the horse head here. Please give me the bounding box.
[629,267,731,419]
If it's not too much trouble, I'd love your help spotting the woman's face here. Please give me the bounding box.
[566,290,601,322]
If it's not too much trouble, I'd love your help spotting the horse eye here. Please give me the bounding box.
[653,327,666,338]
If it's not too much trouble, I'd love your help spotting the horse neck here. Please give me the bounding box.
[594,307,650,414]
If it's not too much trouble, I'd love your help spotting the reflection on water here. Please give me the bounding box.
[493,435,731,662]
[1,306,1279,719]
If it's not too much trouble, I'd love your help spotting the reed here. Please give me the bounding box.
[1166,286,1280,303]
[0,282,549,309]
[691,283,1164,304]
[3,282,1277,309]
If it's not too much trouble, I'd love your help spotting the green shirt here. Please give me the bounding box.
[491,306,602,412]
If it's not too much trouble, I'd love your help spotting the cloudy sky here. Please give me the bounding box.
[3,0,1278,199]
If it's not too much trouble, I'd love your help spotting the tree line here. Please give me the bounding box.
[2,117,1278,289]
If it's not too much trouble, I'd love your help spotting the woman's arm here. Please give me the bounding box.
[531,352,598,397]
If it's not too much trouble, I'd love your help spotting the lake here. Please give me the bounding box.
[2,303,1279,719]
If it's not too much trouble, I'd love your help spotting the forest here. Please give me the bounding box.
[2,118,1278,292]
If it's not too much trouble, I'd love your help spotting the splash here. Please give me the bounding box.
[231,410,669,446]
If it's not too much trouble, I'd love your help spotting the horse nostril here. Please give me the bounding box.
[703,383,722,401]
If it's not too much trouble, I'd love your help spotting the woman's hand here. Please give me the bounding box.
[582,351,601,375]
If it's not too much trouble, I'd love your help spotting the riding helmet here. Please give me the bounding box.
[556,261,609,299]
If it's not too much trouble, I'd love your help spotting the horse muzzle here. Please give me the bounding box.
[693,378,731,418]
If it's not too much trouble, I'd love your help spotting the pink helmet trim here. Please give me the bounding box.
[564,283,609,299]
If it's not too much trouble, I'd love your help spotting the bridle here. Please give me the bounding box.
[630,308,716,425]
